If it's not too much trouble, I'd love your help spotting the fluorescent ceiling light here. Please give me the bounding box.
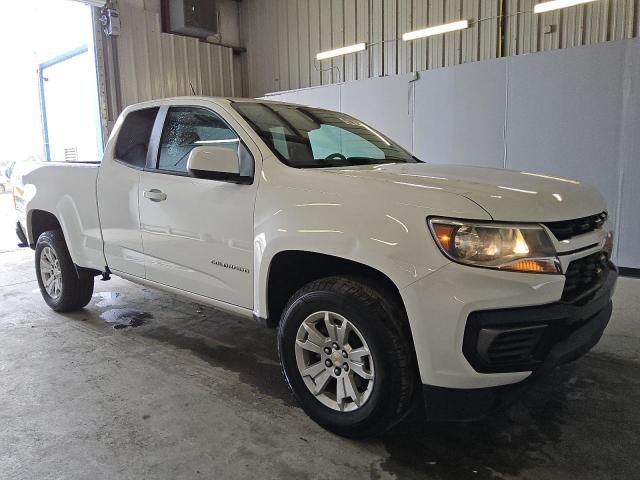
[316,43,366,60]
[402,20,469,41]
[534,0,599,14]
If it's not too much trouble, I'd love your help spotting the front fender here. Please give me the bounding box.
[251,158,491,319]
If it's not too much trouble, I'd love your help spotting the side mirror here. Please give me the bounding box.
[186,146,246,182]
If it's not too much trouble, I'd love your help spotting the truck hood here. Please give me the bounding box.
[322,163,606,222]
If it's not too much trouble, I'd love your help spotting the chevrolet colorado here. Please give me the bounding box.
[17,97,617,437]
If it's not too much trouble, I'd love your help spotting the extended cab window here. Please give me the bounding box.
[114,107,159,168]
[231,102,419,168]
[157,107,239,173]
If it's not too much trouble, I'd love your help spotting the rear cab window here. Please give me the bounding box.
[114,107,159,168]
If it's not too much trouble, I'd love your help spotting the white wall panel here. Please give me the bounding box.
[614,39,640,268]
[504,40,626,237]
[340,74,414,151]
[413,59,507,168]
[264,85,342,112]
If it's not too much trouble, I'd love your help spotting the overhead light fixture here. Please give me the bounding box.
[316,43,366,61]
[534,0,599,14]
[402,20,469,41]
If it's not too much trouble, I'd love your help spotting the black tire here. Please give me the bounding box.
[278,276,417,438]
[35,230,94,312]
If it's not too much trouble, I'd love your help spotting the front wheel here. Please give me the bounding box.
[35,230,94,312]
[278,276,417,438]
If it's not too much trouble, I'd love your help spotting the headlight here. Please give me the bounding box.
[428,217,560,274]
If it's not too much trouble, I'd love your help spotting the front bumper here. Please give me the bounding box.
[420,262,617,421]
[402,262,567,389]
[463,258,615,374]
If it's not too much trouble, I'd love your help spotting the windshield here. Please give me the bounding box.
[231,102,419,168]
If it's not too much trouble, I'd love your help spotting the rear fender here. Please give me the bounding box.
[23,164,105,270]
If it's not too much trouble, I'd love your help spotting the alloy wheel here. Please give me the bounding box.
[294,311,375,412]
[40,246,62,299]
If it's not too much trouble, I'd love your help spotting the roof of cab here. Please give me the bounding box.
[124,96,306,111]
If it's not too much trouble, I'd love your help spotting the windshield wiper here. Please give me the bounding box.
[295,160,347,168]
[293,157,414,169]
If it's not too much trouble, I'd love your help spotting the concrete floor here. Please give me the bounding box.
[1,192,639,479]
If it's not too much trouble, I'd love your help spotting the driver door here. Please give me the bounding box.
[138,105,257,308]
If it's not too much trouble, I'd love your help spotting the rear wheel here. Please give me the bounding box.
[35,230,94,312]
[278,276,417,438]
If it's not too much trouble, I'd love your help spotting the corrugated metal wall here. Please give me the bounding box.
[116,1,241,109]
[241,0,639,97]
[505,0,638,54]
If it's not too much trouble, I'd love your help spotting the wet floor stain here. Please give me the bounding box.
[139,325,296,406]
[94,291,125,308]
[100,308,151,329]
[378,408,558,479]
[378,353,640,480]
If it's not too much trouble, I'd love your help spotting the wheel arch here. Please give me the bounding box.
[28,209,62,248]
[264,250,409,329]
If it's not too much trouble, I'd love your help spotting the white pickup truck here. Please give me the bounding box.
[17,97,617,437]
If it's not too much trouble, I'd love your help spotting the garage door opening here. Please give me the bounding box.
[0,0,101,252]
[0,0,101,168]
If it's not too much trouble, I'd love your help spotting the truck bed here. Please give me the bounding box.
[22,162,105,271]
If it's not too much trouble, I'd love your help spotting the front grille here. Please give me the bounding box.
[544,211,607,240]
[477,325,547,370]
[562,251,609,302]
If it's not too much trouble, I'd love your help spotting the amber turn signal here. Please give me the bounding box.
[432,223,455,251]
[500,258,560,274]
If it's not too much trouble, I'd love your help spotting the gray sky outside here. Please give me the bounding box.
[0,0,97,170]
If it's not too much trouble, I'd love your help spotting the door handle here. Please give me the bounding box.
[143,189,167,202]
